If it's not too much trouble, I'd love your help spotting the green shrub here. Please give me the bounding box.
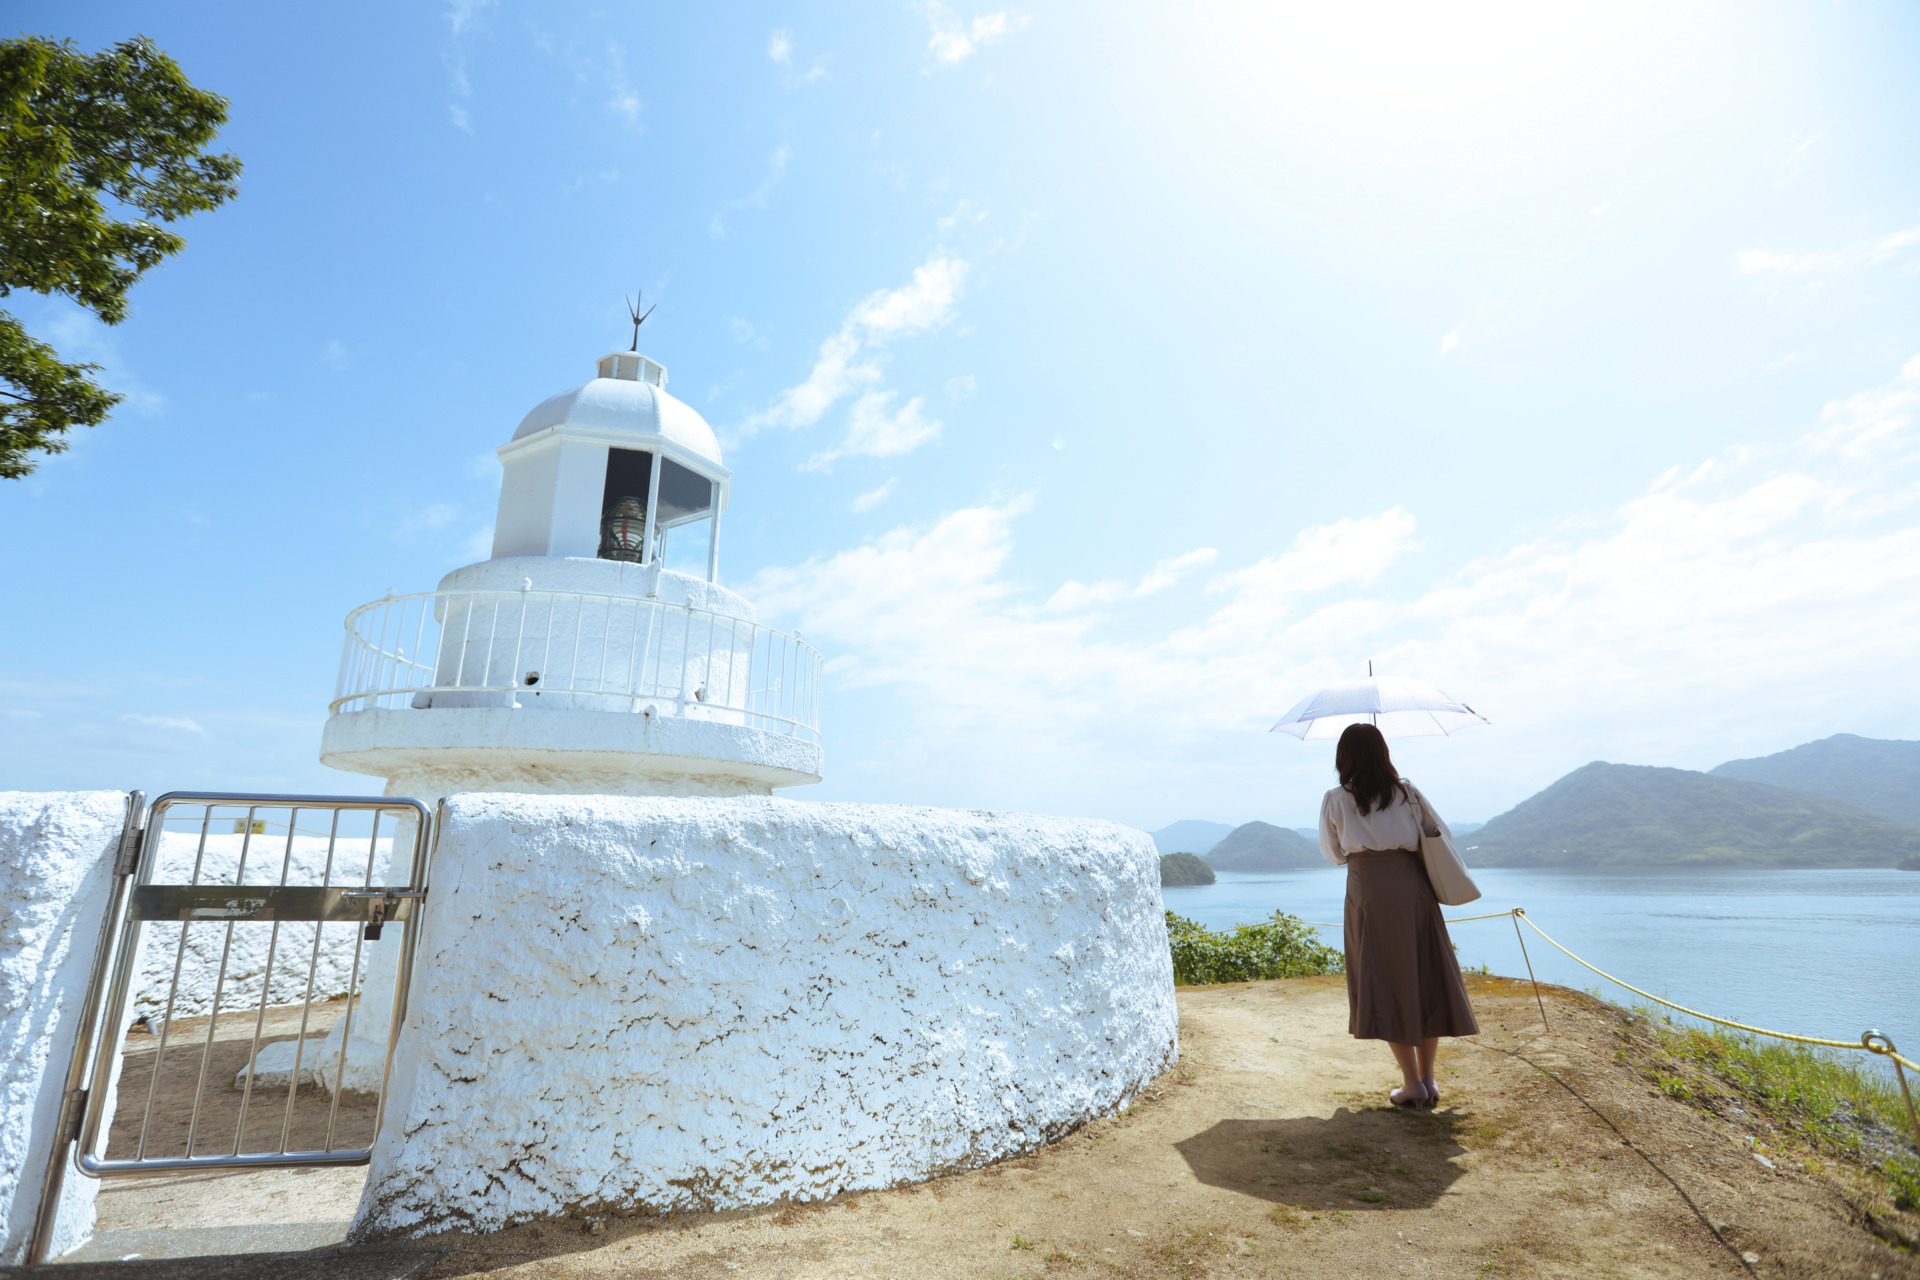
[1636,1011,1920,1210]
[1165,910,1343,986]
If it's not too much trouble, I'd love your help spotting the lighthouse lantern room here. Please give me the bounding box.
[319,348,823,802]
[493,350,728,580]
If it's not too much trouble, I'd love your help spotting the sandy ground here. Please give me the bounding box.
[110,1001,378,1160]
[22,975,1918,1280]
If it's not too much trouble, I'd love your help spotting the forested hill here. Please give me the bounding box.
[1463,762,1920,868]
[1710,734,1920,827]
[1204,821,1324,871]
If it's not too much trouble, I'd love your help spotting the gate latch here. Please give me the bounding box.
[340,888,427,941]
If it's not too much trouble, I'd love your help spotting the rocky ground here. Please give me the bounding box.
[16,975,1917,1279]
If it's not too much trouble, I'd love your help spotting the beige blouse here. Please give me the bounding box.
[1318,780,1450,865]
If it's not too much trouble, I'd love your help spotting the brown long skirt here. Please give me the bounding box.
[1343,849,1480,1042]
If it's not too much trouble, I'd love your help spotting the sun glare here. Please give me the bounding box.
[1168,0,1735,186]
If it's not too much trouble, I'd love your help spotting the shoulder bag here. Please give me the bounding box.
[1406,782,1482,906]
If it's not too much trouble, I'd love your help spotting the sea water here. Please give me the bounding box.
[1164,867,1920,1069]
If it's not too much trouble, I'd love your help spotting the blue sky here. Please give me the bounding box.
[6,0,1920,829]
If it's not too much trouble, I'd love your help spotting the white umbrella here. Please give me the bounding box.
[1270,675,1489,740]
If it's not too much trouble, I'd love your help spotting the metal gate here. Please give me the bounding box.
[29,792,433,1264]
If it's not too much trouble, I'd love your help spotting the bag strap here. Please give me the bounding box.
[1403,779,1436,837]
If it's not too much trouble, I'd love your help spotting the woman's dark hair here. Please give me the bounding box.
[1335,723,1406,816]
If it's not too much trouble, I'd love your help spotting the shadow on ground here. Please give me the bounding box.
[1174,1107,1470,1210]
[1,1251,439,1280]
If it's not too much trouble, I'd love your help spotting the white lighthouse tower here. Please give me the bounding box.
[320,348,824,801]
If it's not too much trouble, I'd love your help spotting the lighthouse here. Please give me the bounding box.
[319,348,825,801]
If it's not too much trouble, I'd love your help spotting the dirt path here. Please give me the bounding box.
[109,1002,378,1161]
[30,976,1917,1280]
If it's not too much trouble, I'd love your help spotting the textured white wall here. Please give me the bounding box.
[0,791,123,1264]
[350,795,1177,1240]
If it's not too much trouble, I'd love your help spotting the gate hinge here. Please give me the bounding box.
[115,792,146,877]
[63,1088,88,1142]
[114,823,143,876]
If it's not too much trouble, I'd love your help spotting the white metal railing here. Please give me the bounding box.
[330,589,822,741]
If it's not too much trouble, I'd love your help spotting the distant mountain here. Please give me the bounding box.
[1159,852,1217,887]
[1150,820,1235,856]
[1205,821,1324,871]
[1710,734,1920,828]
[1465,761,1920,868]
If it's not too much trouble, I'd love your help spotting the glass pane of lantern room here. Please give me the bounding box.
[599,448,654,563]
[655,457,715,577]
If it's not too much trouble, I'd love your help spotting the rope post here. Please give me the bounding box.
[1862,1030,1920,1156]
[1511,908,1550,1032]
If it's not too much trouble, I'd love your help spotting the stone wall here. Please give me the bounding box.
[350,795,1177,1239]
[0,791,123,1264]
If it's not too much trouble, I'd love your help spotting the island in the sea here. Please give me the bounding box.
[1157,852,1216,886]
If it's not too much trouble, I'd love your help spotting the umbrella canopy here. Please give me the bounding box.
[1270,676,1489,740]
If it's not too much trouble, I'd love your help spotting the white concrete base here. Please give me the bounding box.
[321,708,823,796]
[349,795,1177,1240]
[312,927,406,1098]
[0,791,126,1265]
[232,1038,327,1091]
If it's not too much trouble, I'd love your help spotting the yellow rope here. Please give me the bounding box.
[1509,908,1920,1073]
[1174,905,1919,1073]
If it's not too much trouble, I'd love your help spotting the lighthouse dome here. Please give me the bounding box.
[512,356,722,468]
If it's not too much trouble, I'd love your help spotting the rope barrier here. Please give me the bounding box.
[1171,902,1920,1149]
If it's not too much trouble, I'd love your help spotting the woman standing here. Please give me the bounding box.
[1318,723,1479,1108]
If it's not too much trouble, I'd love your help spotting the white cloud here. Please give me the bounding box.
[321,340,350,370]
[767,27,828,85]
[35,305,167,416]
[746,330,875,435]
[922,3,1027,64]
[850,478,898,513]
[461,523,495,563]
[735,254,967,447]
[945,374,977,402]
[849,256,968,340]
[747,356,1920,819]
[442,0,494,132]
[446,0,492,37]
[1737,222,1920,281]
[398,503,460,537]
[807,392,943,470]
[1048,548,1220,610]
[710,146,791,239]
[120,713,205,734]
[605,43,644,131]
[937,200,988,232]
[1439,328,1461,355]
